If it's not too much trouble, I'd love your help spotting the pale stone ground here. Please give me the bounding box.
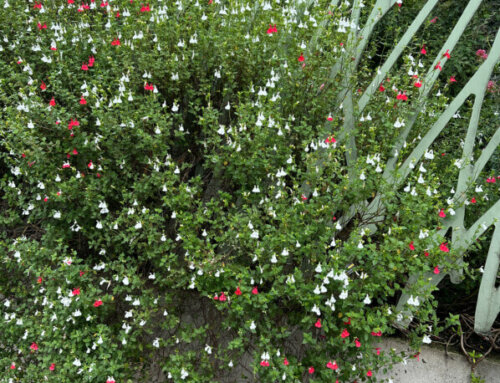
[377,338,500,383]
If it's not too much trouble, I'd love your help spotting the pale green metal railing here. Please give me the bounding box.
[302,0,500,334]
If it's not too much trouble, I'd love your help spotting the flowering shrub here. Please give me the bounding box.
[0,1,498,382]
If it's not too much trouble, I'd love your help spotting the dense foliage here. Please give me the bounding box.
[0,1,498,382]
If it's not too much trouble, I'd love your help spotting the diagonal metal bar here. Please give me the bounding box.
[475,223,500,334]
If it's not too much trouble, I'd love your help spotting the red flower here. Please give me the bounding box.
[72,288,80,296]
[308,366,315,374]
[49,363,55,371]
[266,24,277,34]
[371,331,382,336]
[260,360,269,367]
[81,63,89,71]
[68,118,79,130]
[420,45,427,55]
[429,17,438,23]
[213,294,219,300]
[355,338,361,347]
[68,0,74,3]
[327,115,333,121]
[379,84,385,92]
[424,251,429,257]
[298,53,305,62]
[414,80,422,88]
[251,286,258,295]
[343,317,351,325]
[10,363,16,369]
[325,136,336,144]
[140,3,150,12]
[367,370,373,377]
[449,76,456,83]
[433,266,440,274]
[443,49,451,59]
[80,96,87,105]
[439,242,449,253]
[30,342,38,351]
[49,98,56,107]
[283,358,289,366]
[396,91,408,101]
[470,197,476,203]
[375,347,381,355]
[234,286,242,295]
[111,38,121,46]
[88,56,95,67]
[435,61,442,71]
[33,2,42,9]
[144,83,154,91]
[409,241,415,251]
[219,292,227,302]
[439,209,446,218]
[476,49,488,59]
[341,328,350,338]
[37,276,43,284]
[73,148,78,155]
[93,299,103,307]
[301,194,307,201]
[314,318,322,328]
[326,360,338,370]
[40,81,47,90]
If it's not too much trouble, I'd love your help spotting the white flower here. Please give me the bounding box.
[53,211,61,219]
[153,338,160,348]
[123,277,129,286]
[250,321,256,330]
[339,290,348,299]
[180,368,189,380]
[311,304,321,316]
[135,221,142,229]
[96,221,103,229]
[325,295,336,311]
[205,344,212,354]
[363,295,371,305]
[423,335,432,344]
[73,358,81,367]
[407,295,420,306]
[419,229,429,239]
[73,310,82,317]
[251,230,259,239]
[270,254,277,263]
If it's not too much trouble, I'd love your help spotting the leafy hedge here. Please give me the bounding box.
[0,1,498,382]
